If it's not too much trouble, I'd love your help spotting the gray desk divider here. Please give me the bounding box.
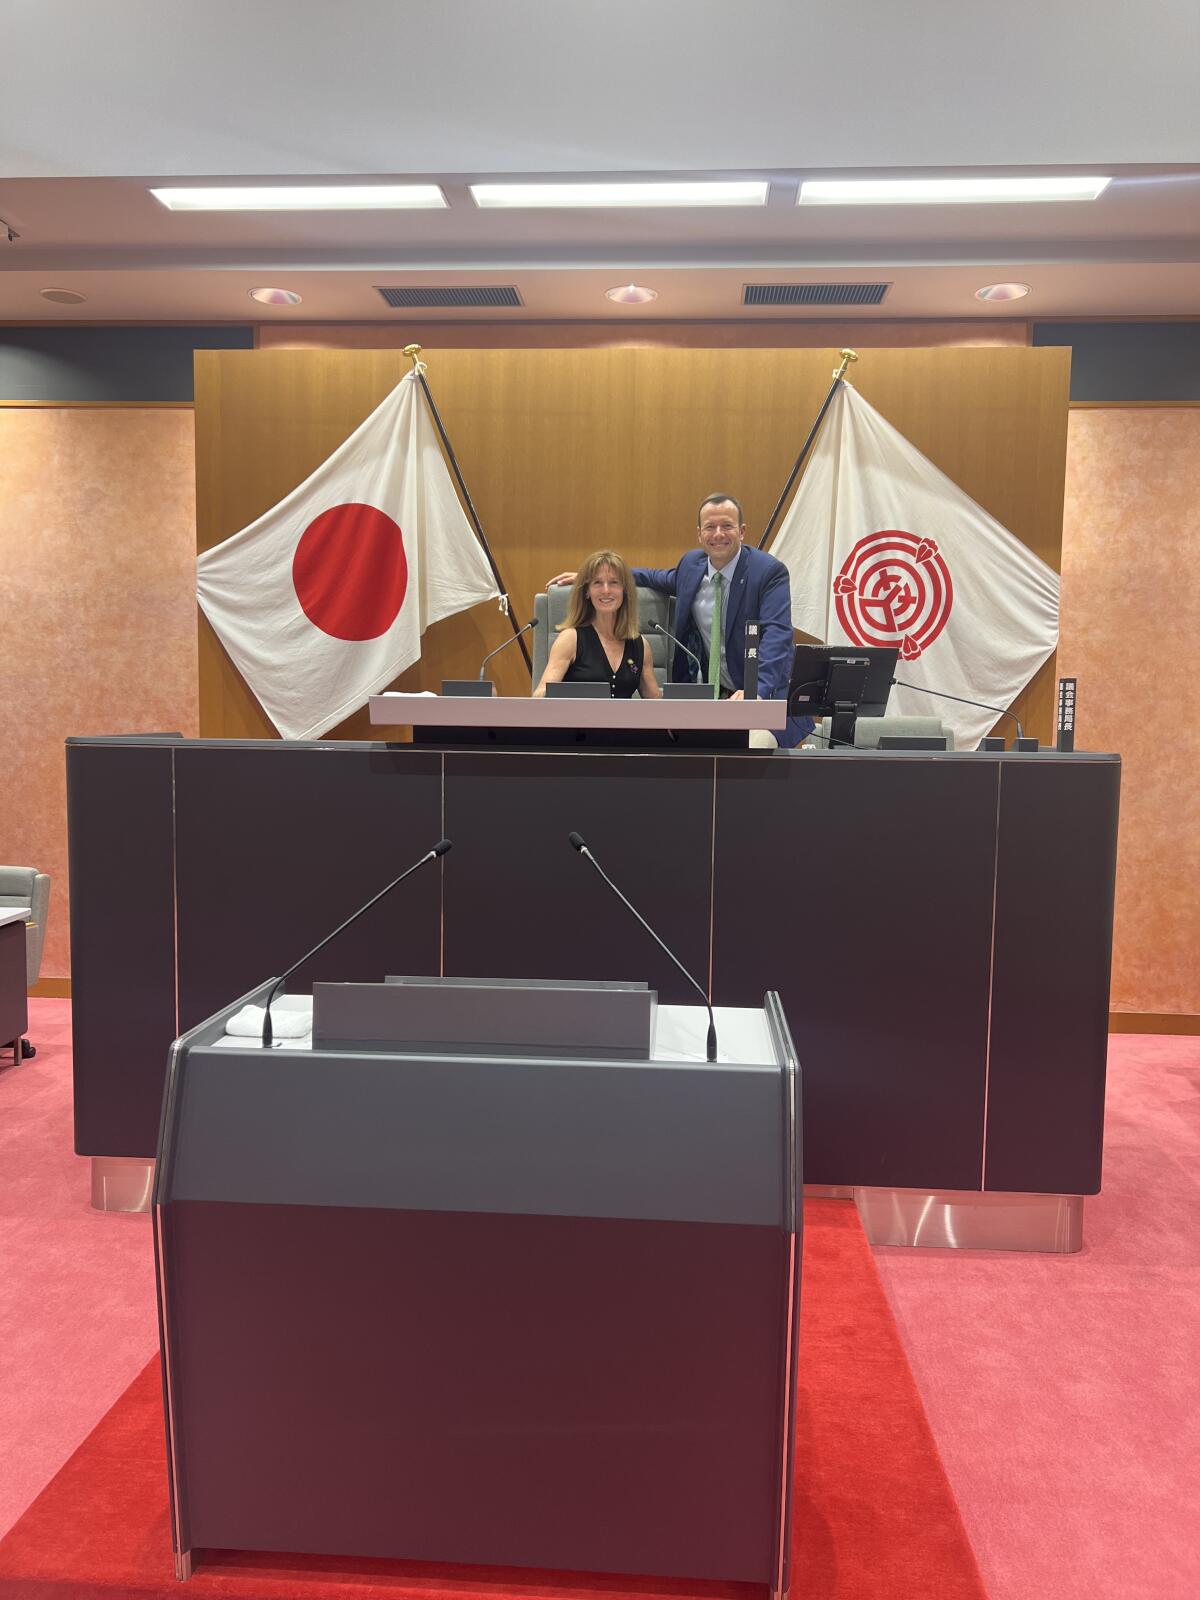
[153,980,802,1593]
[314,975,654,1058]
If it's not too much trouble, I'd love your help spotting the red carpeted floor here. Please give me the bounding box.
[0,1199,986,1600]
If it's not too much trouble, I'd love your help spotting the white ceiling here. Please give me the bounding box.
[2,1,1198,324]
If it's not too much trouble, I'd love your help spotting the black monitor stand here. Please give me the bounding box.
[787,644,899,748]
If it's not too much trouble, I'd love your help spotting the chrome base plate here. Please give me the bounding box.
[90,1156,154,1213]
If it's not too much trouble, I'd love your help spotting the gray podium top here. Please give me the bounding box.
[369,693,787,731]
[156,979,800,1232]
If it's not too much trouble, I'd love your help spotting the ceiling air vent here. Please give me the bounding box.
[743,282,891,307]
[374,284,523,309]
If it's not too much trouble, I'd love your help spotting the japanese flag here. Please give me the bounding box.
[197,373,499,739]
[771,384,1059,749]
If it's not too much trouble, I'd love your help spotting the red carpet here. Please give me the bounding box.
[0,1200,985,1600]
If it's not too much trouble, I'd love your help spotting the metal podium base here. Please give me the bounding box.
[805,1185,1084,1254]
[90,1157,154,1213]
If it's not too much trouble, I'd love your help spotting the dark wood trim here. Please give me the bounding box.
[1109,1012,1200,1035]
[30,976,71,998]
[0,399,193,409]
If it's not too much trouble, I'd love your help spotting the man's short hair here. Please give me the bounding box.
[697,493,744,526]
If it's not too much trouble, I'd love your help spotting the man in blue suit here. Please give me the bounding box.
[633,494,813,747]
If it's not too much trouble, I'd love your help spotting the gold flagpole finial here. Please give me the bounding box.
[403,343,427,376]
[833,348,859,382]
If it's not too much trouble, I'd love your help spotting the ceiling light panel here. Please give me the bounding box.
[470,181,769,208]
[798,177,1111,205]
[150,185,447,211]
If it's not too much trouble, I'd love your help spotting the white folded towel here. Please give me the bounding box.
[225,1000,313,1039]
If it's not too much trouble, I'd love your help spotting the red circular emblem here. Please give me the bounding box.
[292,503,408,641]
[833,531,954,660]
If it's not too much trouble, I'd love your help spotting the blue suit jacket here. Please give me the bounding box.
[633,545,813,747]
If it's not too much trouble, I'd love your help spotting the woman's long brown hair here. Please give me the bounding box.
[559,550,640,641]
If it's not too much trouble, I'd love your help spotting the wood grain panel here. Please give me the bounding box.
[256,321,1031,352]
[196,346,1069,739]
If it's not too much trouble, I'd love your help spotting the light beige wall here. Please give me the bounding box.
[0,406,199,980]
[1059,407,1200,1020]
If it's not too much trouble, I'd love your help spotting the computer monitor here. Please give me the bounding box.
[787,645,898,747]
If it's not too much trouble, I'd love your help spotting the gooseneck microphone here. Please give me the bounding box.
[650,621,703,682]
[892,678,1025,743]
[260,838,452,1047]
[479,618,538,681]
[567,831,718,1063]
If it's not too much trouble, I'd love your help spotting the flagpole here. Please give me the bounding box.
[757,348,858,550]
[403,344,533,674]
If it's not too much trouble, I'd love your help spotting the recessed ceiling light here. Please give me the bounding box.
[150,185,446,211]
[471,181,768,208]
[798,176,1111,205]
[606,284,658,305]
[249,287,303,306]
[975,282,1032,302]
[39,287,88,304]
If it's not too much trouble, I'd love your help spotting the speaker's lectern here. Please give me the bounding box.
[154,977,802,1593]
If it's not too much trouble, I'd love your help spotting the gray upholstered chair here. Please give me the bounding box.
[0,865,50,985]
[531,587,676,690]
[805,715,954,751]
[0,866,49,1059]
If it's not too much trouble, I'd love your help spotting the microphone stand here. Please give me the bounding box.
[568,832,718,1063]
[261,839,452,1047]
[650,622,714,699]
[480,618,539,682]
[892,678,1025,743]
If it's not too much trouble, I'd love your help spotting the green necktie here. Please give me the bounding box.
[707,572,723,690]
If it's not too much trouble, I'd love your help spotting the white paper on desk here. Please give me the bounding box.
[226,997,314,1038]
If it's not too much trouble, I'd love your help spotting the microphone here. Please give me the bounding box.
[567,831,718,1063]
[892,678,1024,743]
[650,621,703,682]
[479,618,538,681]
[260,838,452,1047]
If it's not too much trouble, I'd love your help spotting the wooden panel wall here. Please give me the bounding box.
[256,320,1031,352]
[196,345,1070,740]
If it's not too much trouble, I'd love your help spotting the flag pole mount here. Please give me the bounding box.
[403,343,428,377]
[758,348,859,551]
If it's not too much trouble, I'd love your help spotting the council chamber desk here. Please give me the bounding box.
[67,725,1120,1250]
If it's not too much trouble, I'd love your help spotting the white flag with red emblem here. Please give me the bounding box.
[771,383,1059,748]
[197,373,500,739]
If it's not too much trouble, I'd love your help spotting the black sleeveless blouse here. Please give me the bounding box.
[565,625,645,697]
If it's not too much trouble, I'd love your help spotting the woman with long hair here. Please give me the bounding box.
[533,550,662,699]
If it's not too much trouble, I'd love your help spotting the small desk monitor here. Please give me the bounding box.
[788,645,898,748]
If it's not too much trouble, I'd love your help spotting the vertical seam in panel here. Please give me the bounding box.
[170,748,180,1038]
[707,758,717,1000]
[439,753,445,977]
[981,764,1003,1189]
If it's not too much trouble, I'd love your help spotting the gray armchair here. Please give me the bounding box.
[0,865,50,985]
[805,716,954,751]
[0,866,49,1060]
[531,587,676,689]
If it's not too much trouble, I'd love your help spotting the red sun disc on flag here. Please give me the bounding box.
[833,530,954,659]
[292,504,408,641]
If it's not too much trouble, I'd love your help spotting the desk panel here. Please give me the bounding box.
[712,755,998,1190]
[67,740,177,1156]
[173,744,442,1032]
[985,757,1120,1192]
[442,751,713,1005]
